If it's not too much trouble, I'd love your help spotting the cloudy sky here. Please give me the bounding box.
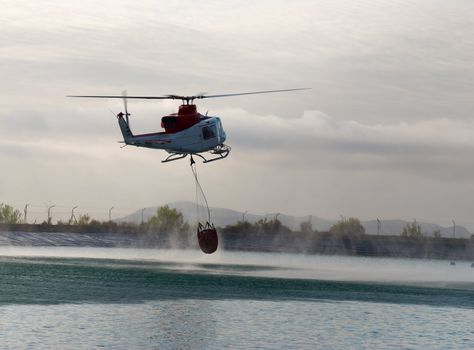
[2,0,474,228]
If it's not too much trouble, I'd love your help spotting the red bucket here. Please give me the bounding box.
[197,222,218,254]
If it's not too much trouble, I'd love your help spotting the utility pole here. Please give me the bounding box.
[242,211,247,223]
[47,205,55,225]
[452,220,456,239]
[141,208,146,225]
[70,206,78,224]
[377,218,381,235]
[24,204,29,224]
[109,206,114,223]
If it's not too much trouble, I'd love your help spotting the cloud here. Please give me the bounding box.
[2,0,474,228]
[220,107,474,181]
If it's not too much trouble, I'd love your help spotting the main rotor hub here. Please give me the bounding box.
[178,104,198,115]
[166,95,204,105]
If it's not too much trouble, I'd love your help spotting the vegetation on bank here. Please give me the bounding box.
[1,202,473,258]
[221,216,367,237]
[0,204,22,224]
[0,202,471,241]
[329,217,365,236]
[221,217,291,235]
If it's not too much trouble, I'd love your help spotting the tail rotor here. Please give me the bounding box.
[122,90,130,125]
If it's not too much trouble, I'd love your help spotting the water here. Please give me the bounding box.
[0,247,473,349]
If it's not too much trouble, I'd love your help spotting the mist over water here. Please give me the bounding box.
[0,246,473,349]
[0,246,472,287]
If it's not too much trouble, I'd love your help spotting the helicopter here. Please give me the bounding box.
[68,88,310,163]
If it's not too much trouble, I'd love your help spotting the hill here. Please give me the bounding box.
[117,201,471,238]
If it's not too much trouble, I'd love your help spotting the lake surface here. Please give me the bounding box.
[0,247,473,349]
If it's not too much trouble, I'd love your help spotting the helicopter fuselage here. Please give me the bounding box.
[69,87,309,163]
[117,104,230,162]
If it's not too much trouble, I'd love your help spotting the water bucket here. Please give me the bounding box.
[197,222,218,254]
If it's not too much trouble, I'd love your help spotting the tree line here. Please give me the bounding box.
[0,202,467,239]
[0,203,187,233]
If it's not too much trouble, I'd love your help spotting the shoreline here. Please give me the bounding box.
[1,223,473,261]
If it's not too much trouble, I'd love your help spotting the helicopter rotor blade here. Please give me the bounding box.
[122,90,129,116]
[196,87,311,99]
[67,95,172,99]
[67,88,311,102]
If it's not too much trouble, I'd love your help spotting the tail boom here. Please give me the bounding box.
[117,112,133,142]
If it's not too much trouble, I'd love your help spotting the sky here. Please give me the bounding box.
[2,0,474,228]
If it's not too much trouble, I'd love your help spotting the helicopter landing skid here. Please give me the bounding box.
[161,144,231,164]
[161,153,188,163]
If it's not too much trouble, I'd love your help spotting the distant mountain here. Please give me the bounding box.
[117,201,333,231]
[117,201,472,238]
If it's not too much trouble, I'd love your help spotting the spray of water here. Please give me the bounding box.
[0,246,472,288]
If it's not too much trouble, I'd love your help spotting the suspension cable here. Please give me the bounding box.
[190,156,211,223]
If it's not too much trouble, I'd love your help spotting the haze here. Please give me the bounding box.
[2,1,474,228]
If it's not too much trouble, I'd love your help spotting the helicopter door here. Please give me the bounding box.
[201,123,218,149]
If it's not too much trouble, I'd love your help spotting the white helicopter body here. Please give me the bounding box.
[68,88,309,163]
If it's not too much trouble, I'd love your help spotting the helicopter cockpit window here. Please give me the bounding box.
[202,125,217,140]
